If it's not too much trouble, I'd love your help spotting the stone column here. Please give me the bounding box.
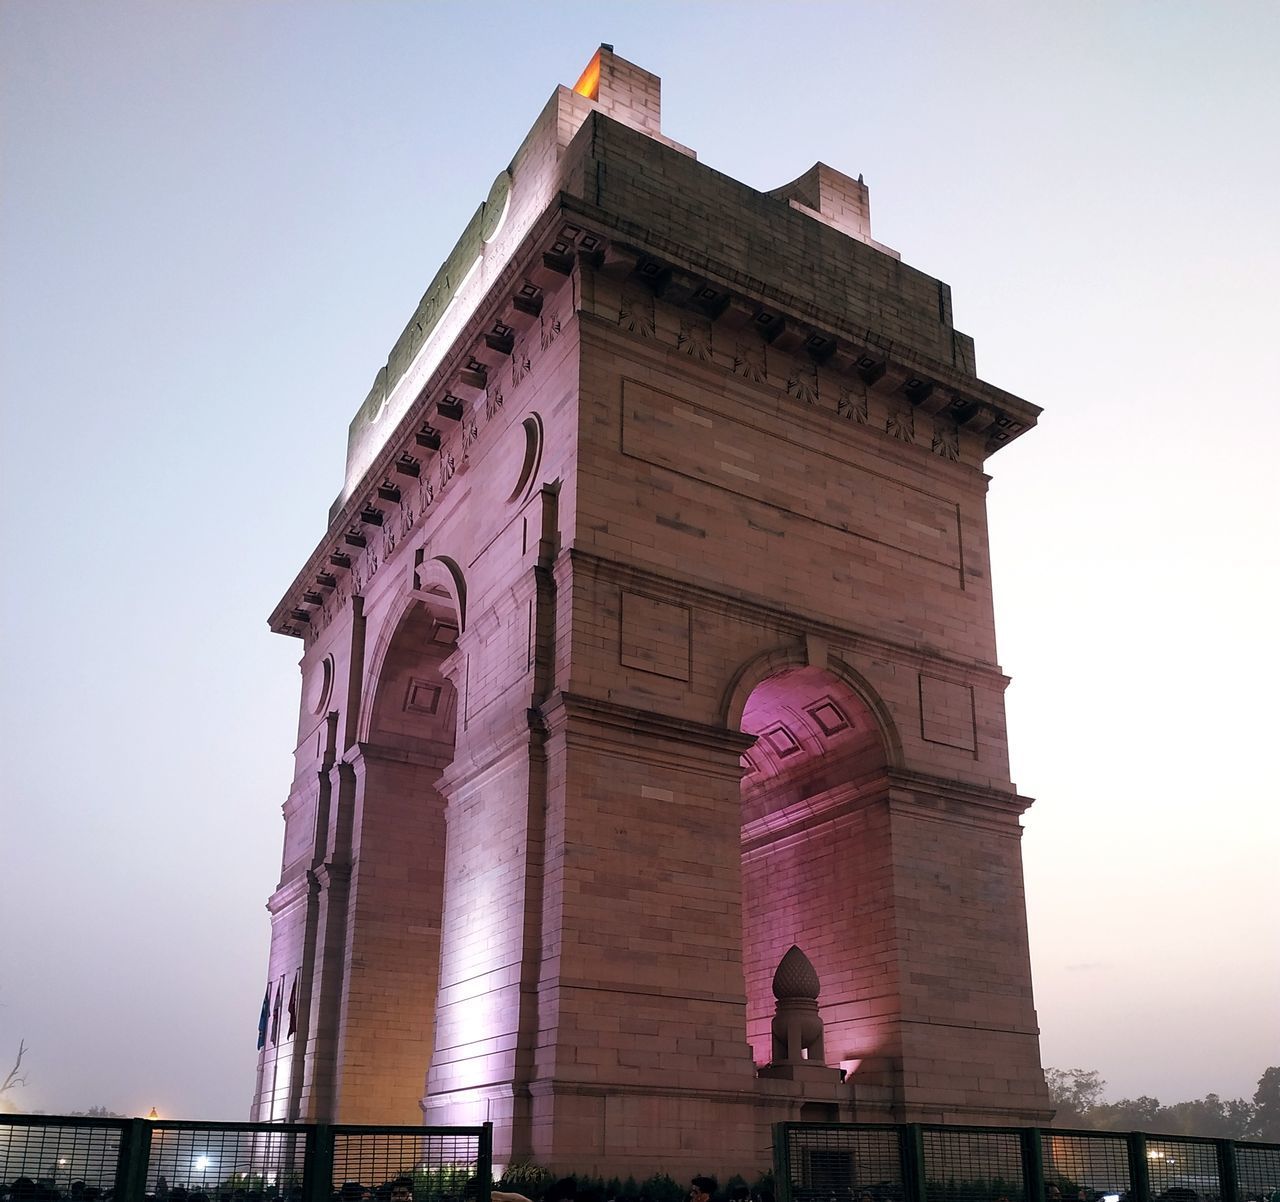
[520,693,760,1174]
[328,742,449,1123]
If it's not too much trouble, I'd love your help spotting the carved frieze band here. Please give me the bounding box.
[585,224,1031,472]
[608,274,984,471]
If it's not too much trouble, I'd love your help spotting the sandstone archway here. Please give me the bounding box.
[737,663,893,1074]
[335,594,459,1121]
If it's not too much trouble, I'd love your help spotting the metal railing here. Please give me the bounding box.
[773,1124,1280,1202]
[0,1118,490,1202]
[5,1115,1277,1202]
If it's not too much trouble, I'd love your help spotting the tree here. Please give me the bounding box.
[1156,1094,1253,1139]
[1224,1095,1259,1138]
[1046,1068,1107,1125]
[1044,1068,1273,1138]
[70,1106,126,1119]
[1249,1066,1280,1141]
[1,1039,27,1097]
[1088,1095,1164,1131]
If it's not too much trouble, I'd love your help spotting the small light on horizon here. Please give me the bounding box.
[147,1107,159,1121]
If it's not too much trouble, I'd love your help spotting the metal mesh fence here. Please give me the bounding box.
[921,1129,1025,1202]
[1234,1144,1280,1202]
[0,1118,125,1196]
[1042,1133,1132,1198]
[146,1125,309,1197]
[330,1129,485,1202]
[0,1120,488,1202]
[780,1125,904,1202]
[1145,1139,1220,1201]
[773,1124,1275,1202]
[4,1114,1276,1202]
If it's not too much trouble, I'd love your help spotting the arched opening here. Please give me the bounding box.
[365,596,459,755]
[738,663,892,1074]
[341,592,459,1122]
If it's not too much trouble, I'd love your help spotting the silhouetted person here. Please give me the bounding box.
[691,1179,718,1202]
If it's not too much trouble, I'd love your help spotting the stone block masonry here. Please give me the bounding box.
[251,45,1051,1178]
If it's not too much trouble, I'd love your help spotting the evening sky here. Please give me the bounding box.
[1,0,1277,1118]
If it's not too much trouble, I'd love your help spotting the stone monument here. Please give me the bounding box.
[251,45,1052,1176]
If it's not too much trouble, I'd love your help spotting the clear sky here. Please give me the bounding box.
[2,0,1277,1120]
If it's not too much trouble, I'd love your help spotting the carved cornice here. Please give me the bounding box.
[270,202,580,640]
[345,739,454,773]
[312,860,351,890]
[437,718,543,798]
[741,773,892,855]
[886,767,1032,821]
[265,870,317,917]
[537,689,754,777]
[738,771,1030,851]
[558,190,1041,447]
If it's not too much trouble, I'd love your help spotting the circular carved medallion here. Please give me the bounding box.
[480,170,512,244]
[305,655,334,715]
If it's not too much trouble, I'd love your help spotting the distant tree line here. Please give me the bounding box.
[1046,1067,1280,1140]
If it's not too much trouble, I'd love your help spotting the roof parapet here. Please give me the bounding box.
[574,44,663,139]
[770,162,900,259]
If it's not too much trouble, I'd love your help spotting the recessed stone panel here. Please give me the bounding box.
[762,723,802,757]
[405,678,443,715]
[619,590,691,681]
[919,674,977,752]
[620,377,963,583]
[807,698,850,737]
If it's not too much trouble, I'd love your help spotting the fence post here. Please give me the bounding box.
[1215,1141,1238,1202]
[305,1125,332,1202]
[772,1123,791,1202]
[1127,1134,1150,1202]
[114,1118,152,1202]
[901,1124,926,1202]
[1022,1128,1046,1202]
[477,1123,493,1201]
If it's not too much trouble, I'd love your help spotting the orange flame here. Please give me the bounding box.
[573,51,601,101]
